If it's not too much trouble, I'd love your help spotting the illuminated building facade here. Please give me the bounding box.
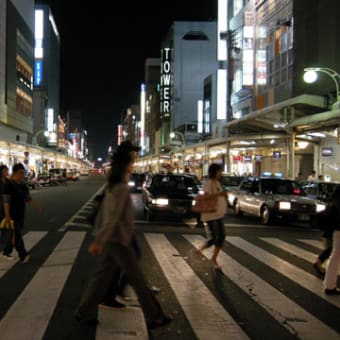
[144,58,160,155]
[0,0,35,143]
[221,0,340,179]
[32,4,60,147]
[160,21,218,146]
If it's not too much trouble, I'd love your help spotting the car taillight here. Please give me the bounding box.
[293,189,301,195]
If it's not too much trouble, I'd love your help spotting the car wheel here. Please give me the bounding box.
[260,205,271,225]
[233,200,242,216]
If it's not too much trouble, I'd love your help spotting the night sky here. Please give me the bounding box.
[39,0,216,160]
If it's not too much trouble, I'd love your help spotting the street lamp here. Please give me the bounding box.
[170,131,185,147]
[303,67,340,110]
[32,129,49,145]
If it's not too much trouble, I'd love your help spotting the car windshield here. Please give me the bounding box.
[261,179,305,195]
[130,173,146,182]
[301,181,340,198]
[151,175,199,194]
[220,176,243,187]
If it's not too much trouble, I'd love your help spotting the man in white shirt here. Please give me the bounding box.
[307,170,317,181]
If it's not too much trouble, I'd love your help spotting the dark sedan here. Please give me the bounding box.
[299,180,340,204]
[141,173,200,221]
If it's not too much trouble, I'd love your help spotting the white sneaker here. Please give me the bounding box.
[1,253,14,260]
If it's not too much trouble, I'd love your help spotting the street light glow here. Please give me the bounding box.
[303,70,318,83]
[303,67,340,109]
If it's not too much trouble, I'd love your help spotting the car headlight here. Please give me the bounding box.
[192,200,196,206]
[316,203,326,212]
[128,181,135,187]
[152,198,169,206]
[279,201,291,210]
[228,193,235,202]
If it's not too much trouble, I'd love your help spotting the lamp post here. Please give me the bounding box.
[32,129,47,145]
[303,67,340,110]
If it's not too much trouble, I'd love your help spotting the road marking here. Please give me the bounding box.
[58,186,105,231]
[96,306,148,340]
[0,231,47,278]
[227,237,340,308]
[145,233,249,340]
[260,237,318,262]
[0,231,86,340]
[184,235,339,340]
[298,239,324,249]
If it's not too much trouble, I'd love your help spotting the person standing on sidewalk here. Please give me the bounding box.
[193,163,228,271]
[75,151,172,329]
[324,186,340,295]
[0,163,41,262]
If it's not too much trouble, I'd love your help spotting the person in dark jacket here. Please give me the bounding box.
[0,163,41,262]
[323,186,340,295]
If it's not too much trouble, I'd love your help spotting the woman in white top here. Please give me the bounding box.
[195,163,227,270]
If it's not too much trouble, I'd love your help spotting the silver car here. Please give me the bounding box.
[228,177,326,225]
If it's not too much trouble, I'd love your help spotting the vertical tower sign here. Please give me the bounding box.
[160,47,172,121]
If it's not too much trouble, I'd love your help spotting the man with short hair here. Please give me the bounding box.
[307,170,317,181]
[1,163,41,263]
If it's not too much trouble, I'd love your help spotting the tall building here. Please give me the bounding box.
[160,21,218,146]
[220,0,340,178]
[144,58,160,155]
[32,3,60,147]
[0,0,35,143]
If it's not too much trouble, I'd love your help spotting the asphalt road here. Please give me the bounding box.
[0,176,338,340]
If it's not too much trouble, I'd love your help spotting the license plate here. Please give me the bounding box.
[298,214,310,221]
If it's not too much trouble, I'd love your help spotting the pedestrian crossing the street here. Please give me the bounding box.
[0,230,339,340]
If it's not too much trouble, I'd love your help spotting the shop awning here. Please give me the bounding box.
[288,107,340,131]
[224,94,327,133]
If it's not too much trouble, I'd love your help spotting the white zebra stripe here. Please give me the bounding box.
[0,231,86,340]
[298,239,324,249]
[184,234,339,340]
[260,237,318,262]
[227,237,340,308]
[145,233,249,340]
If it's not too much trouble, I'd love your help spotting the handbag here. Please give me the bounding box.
[192,194,217,213]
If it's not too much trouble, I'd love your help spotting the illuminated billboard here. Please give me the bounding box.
[34,61,43,86]
[160,47,172,120]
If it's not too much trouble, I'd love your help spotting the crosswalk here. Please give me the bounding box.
[0,230,339,340]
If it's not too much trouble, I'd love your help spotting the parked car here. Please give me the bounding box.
[36,173,58,186]
[67,169,80,181]
[24,175,38,189]
[299,180,340,204]
[49,168,67,185]
[228,176,326,225]
[142,173,200,221]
